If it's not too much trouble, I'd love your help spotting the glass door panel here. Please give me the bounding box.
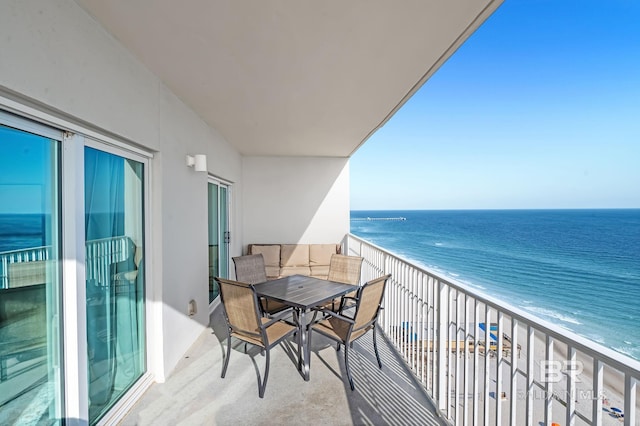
[0,124,63,424]
[219,186,229,282]
[84,147,145,424]
[208,181,230,303]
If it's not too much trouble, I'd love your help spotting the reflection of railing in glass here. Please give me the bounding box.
[0,246,52,290]
[0,246,52,392]
[0,236,135,404]
[85,235,144,421]
[0,236,134,289]
[85,236,136,287]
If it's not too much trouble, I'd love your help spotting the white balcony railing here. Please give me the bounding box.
[0,246,51,289]
[0,236,134,289]
[346,233,640,426]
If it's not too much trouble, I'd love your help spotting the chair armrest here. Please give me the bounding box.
[338,295,358,311]
[311,307,355,324]
[262,309,293,327]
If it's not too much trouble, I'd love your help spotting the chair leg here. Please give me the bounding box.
[221,334,232,378]
[258,348,270,398]
[373,326,382,369]
[344,342,355,391]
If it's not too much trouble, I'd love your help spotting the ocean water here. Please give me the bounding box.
[350,209,640,361]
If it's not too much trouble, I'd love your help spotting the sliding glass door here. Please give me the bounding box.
[84,147,145,423]
[208,179,230,303]
[0,122,63,424]
[1,108,149,424]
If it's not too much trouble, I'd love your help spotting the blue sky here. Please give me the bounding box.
[350,0,640,210]
[0,126,54,214]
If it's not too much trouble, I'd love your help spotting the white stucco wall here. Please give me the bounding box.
[241,156,350,249]
[0,0,243,382]
[0,0,160,148]
[155,88,243,378]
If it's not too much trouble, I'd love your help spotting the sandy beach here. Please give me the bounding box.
[495,323,630,425]
[407,315,635,425]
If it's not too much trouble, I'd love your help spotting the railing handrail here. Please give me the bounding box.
[348,232,640,378]
[0,246,51,257]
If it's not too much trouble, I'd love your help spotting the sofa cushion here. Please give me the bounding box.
[310,265,330,279]
[248,244,281,278]
[280,244,309,267]
[248,243,341,280]
[280,266,312,277]
[310,244,338,266]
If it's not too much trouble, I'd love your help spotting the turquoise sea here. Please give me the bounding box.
[350,209,640,360]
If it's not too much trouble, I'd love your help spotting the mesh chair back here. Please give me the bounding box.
[327,254,363,285]
[217,277,263,342]
[353,274,390,331]
[233,254,268,284]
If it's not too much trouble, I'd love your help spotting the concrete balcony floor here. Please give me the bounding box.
[119,306,445,425]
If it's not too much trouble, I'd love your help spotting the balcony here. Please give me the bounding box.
[119,303,443,425]
[117,235,640,425]
[2,1,511,423]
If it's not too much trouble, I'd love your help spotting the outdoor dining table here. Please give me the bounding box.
[253,274,358,381]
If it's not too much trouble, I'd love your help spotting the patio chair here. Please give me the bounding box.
[327,254,363,285]
[323,254,363,311]
[215,277,298,398]
[310,274,391,390]
[233,254,290,316]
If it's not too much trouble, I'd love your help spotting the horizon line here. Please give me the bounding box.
[350,207,640,211]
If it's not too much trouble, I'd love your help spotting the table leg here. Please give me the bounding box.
[297,309,311,381]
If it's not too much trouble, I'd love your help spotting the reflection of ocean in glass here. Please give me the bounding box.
[351,209,640,360]
[0,214,47,253]
[0,213,129,254]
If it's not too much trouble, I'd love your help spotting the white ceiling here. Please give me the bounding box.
[74,0,502,157]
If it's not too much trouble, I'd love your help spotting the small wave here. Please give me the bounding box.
[447,275,486,290]
[586,334,606,344]
[522,305,582,325]
[434,242,443,247]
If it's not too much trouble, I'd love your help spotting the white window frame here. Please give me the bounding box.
[208,175,233,311]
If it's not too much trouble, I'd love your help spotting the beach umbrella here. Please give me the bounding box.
[611,407,623,417]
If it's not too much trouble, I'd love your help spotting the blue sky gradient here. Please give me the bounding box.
[0,126,55,214]
[350,0,640,210]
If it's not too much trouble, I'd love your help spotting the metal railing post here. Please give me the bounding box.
[437,280,448,412]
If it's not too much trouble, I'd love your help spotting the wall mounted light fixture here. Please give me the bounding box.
[186,154,207,172]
